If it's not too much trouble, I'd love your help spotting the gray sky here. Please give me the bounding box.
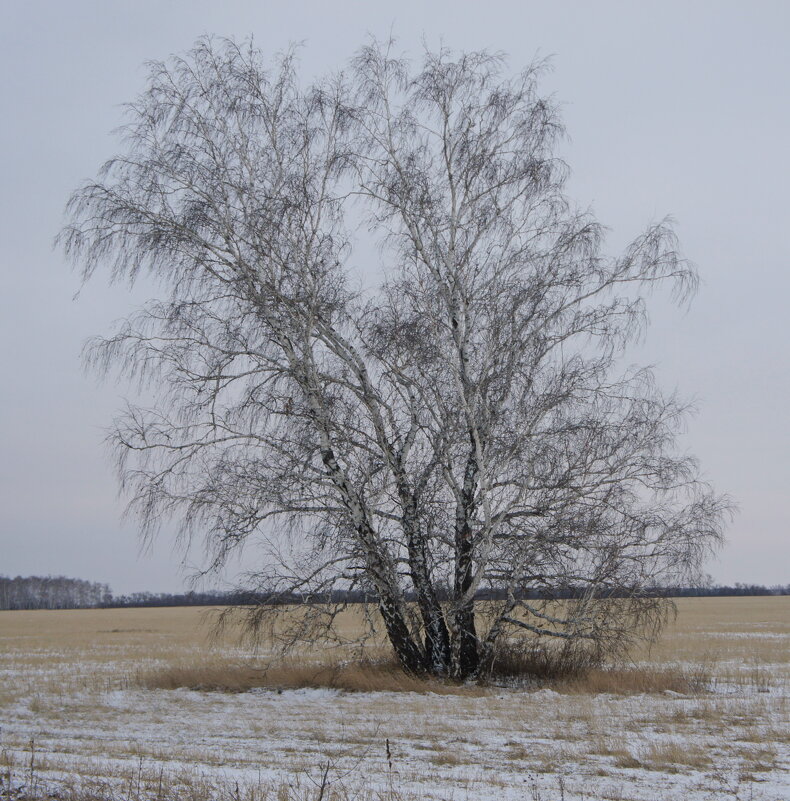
[1,0,788,594]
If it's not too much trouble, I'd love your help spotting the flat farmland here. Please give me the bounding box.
[1,598,788,800]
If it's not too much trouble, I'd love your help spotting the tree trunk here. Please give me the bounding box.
[451,448,480,679]
[317,443,427,674]
[413,571,451,675]
[398,484,451,674]
[377,596,427,674]
[451,531,480,679]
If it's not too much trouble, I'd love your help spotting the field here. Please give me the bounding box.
[1,598,788,801]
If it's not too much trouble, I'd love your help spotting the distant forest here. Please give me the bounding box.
[1,574,788,611]
[0,575,112,610]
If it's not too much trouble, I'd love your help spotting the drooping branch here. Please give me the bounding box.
[62,36,731,680]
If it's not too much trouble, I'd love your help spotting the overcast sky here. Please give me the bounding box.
[1,1,788,594]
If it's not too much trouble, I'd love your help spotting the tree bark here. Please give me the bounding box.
[451,448,480,679]
[317,446,427,673]
[401,491,451,673]
[376,595,427,674]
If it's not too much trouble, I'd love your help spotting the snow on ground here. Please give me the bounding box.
[1,603,788,801]
[3,675,788,799]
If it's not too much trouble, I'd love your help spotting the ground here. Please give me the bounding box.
[1,598,788,800]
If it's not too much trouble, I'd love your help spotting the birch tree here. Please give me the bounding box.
[61,37,730,679]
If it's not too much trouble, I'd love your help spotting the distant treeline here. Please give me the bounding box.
[2,576,788,611]
[654,584,790,598]
[0,575,112,610]
[104,583,790,608]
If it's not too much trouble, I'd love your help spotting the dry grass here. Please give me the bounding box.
[1,599,784,702]
[634,597,790,669]
[135,657,487,695]
[486,643,713,694]
[733,743,779,772]
[640,740,712,772]
[0,762,413,801]
[133,648,712,697]
[2,596,786,682]
[555,663,711,695]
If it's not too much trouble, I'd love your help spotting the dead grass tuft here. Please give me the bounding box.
[486,639,600,681]
[733,743,779,772]
[590,739,633,760]
[556,663,711,695]
[613,751,642,770]
[487,636,711,694]
[641,740,712,772]
[429,749,465,767]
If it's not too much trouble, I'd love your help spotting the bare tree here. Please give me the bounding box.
[60,37,730,679]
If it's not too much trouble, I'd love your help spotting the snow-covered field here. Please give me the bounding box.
[1,599,788,801]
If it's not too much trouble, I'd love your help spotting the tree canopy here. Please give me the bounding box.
[61,37,730,678]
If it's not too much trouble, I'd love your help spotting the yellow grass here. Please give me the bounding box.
[2,595,786,660]
[632,596,790,667]
[0,597,788,698]
[135,658,486,695]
